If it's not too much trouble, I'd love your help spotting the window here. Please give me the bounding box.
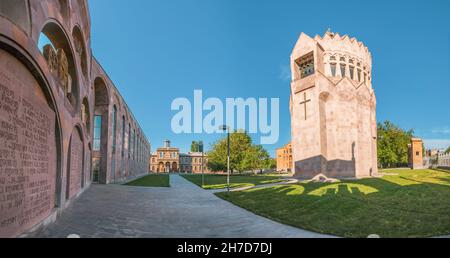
[330,63,337,77]
[128,124,131,159]
[357,69,362,82]
[340,64,346,77]
[93,115,102,151]
[330,56,336,61]
[349,66,355,80]
[111,106,117,153]
[416,152,420,156]
[160,152,163,158]
[296,52,315,79]
[133,129,136,160]
[121,116,125,157]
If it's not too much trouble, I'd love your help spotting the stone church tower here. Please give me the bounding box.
[290,31,377,179]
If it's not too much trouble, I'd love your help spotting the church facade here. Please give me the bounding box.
[149,140,209,173]
[290,31,378,179]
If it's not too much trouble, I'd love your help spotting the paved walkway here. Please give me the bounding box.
[28,175,332,238]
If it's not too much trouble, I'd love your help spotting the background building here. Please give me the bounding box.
[150,140,209,173]
[150,140,179,172]
[276,143,292,172]
[408,138,424,169]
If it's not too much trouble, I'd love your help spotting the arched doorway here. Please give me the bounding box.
[158,162,164,173]
[172,162,178,172]
[66,126,84,200]
[92,77,110,184]
[81,97,90,132]
[165,162,171,173]
[111,105,117,183]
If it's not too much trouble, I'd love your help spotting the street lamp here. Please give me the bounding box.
[220,125,230,192]
[199,141,204,188]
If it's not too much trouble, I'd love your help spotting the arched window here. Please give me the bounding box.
[340,64,346,77]
[111,106,117,153]
[296,52,315,79]
[349,65,355,80]
[38,22,78,111]
[121,116,125,158]
[93,115,102,151]
[81,98,90,132]
[133,129,136,160]
[128,124,131,159]
[72,26,88,79]
[330,63,337,77]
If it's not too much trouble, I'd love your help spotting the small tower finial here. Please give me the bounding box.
[326,28,335,38]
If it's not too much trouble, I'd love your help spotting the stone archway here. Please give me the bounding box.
[0,47,59,237]
[66,126,84,200]
[72,25,88,80]
[39,21,80,114]
[165,162,171,173]
[158,162,164,173]
[93,77,110,184]
[172,162,178,172]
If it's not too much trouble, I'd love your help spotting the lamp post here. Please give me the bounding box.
[220,125,230,192]
[199,141,204,188]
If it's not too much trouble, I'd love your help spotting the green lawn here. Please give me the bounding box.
[124,174,170,187]
[216,169,450,238]
[181,174,285,190]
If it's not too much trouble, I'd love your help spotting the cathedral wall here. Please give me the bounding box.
[0,0,150,237]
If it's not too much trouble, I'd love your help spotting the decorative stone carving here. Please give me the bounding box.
[43,44,58,74]
[56,48,71,94]
[67,74,72,94]
[74,36,83,56]
[81,104,87,124]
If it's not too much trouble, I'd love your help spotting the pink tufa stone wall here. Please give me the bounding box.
[290,32,378,179]
[0,0,151,237]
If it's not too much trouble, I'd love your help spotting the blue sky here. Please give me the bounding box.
[88,0,450,155]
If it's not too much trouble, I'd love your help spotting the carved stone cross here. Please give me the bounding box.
[300,92,311,120]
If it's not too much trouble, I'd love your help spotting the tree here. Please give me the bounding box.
[191,141,200,152]
[377,121,414,168]
[446,146,450,154]
[207,130,273,173]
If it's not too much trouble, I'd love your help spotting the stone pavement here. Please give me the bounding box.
[27,174,332,238]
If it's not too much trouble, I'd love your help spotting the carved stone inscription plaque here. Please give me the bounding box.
[0,49,56,237]
[68,129,82,199]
